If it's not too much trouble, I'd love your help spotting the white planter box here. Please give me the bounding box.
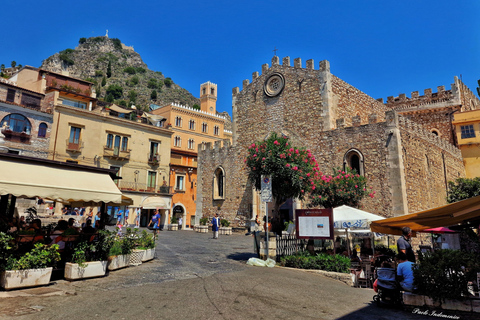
[219,227,232,235]
[107,254,131,271]
[168,224,178,231]
[141,248,155,262]
[1,267,53,290]
[197,225,208,233]
[64,261,107,280]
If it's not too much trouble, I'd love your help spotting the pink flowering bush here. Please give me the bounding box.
[309,167,371,208]
[245,132,318,209]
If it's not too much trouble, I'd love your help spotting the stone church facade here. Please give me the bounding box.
[197,56,478,226]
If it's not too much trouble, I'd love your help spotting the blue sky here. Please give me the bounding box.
[1,1,479,115]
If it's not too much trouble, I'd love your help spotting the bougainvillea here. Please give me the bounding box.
[245,132,319,210]
[309,167,373,208]
[245,132,374,210]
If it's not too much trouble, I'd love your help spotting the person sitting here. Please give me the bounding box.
[351,250,362,263]
[81,219,95,234]
[50,220,68,251]
[396,252,416,292]
[67,218,79,231]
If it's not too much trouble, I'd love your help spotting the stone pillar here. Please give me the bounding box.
[385,111,409,216]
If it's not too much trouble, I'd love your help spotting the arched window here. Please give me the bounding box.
[1,113,31,134]
[121,137,128,151]
[214,126,219,136]
[189,120,195,130]
[175,116,182,127]
[174,136,181,147]
[343,149,364,176]
[202,123,208,133]
[188,138,195,150]
[213,167,225,200]
[106,134,114,148]
[38,123,47,138]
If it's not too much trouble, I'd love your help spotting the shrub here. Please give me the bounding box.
[280,252,351,273]
[95,70,103,77]
[106,84,123,99]
[136,67,146,74]
[150,90,157,100]
[123,66,136,75]
[59,49,75,66]
[164,77,173,87]
[192,104,200,110]
[413,249,480,302]
[220,219,230,227]
[200,217,209,226]
[147,78,158,89]
[71,241,95,267]
[6,243,60,270]
[79,37,86,44]
[138,230,155,249]
[111,38,122,51]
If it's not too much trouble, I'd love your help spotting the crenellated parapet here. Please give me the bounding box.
[385,82,461,112]
[233,56,330,96]
[397,115,462,158]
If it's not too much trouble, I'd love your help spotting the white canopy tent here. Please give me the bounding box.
[332,205,386,255]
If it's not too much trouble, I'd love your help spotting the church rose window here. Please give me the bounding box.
[264,73,285,97]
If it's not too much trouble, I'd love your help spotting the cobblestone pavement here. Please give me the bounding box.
[0,230,470,319]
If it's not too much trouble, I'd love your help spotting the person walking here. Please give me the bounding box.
[178,216,183,230]
[124,209,130,227]
[211,213,220,239]
[149,209,161,236]
[135,208,141,228]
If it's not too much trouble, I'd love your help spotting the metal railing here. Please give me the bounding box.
[65,139,84,152]
[103,146,130,159]
[117,181,172,194]
[275,234,307,262]
[148,153,160,164]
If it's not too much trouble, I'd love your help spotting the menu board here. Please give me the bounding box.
[295,209,334,240]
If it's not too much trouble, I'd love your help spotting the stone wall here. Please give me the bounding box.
[398,115,465,213]
[457,77,480,111]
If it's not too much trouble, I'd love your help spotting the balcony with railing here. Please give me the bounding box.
[65,139,84,152]
[148,153,160,165]
[103,146,130,160]
[1,127,31,143]
[117,181,173,195]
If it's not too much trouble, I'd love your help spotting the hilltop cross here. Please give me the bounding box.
[273,47,278,57]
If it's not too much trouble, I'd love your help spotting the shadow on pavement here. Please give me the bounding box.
[226,252,257,262]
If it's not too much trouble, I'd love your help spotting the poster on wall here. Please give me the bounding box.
[295,209,334,240]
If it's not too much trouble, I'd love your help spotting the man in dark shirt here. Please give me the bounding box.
[397,226,416,262]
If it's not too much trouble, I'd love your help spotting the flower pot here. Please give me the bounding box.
[129,250,144,266]
[168,224,178,231]
[107,254,131,271]
[1,267,53,290]
[64,261,107,280]
[141,248,155,262]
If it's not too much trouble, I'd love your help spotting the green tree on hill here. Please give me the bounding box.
[106,60,112,78]
[150,90,157,100]
[106,84,123,99]
[164,77,173,87]
[101,76,106,87]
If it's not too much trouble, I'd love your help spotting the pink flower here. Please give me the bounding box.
[318,196,322,199]
[301,190,304,193]
[244,159,246,163]
[312,186,315,190]
[289,148,294,152]
[295,149,299,154]
[355,185,358,188]
[253,154,257,157]
[286,164,291,167]
[306,173,310,177]
[262,157,265,161]
[255,148,258,152]
[307,149,310,153]
[288,153,291,157]
[274,140,279,145]
[293,166,298,171]
[285,142,288,146]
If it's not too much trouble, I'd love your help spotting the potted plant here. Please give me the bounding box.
[64,241,108,281]
[168,216,178,231]
[107,231,135,271]
[219,219,232,235]
[196,217,209,233]
[137,230,156,262]
[1,237,60,290]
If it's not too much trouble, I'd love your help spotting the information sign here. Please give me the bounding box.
[261,175,272,203]
[295,208,334,240]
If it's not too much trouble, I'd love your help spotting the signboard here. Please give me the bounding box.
[261,175,272,203]
[295,208,334,240]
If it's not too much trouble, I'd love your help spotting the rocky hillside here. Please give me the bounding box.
[40,36,199,110]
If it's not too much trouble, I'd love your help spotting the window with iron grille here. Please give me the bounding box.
[461,125,475,139]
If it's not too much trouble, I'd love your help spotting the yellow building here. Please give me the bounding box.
[453,109,480,178]
[151,82,232,227]
[13,67,174,226]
